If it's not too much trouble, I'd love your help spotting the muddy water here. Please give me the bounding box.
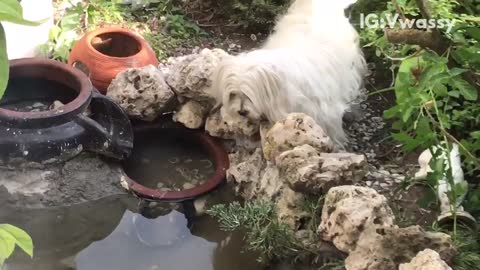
[123,130,216,191]
[0,100,52,112]
[1,194,264,270]
[0,78,77,112]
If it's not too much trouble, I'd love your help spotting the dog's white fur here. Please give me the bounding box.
[210,0,366,146]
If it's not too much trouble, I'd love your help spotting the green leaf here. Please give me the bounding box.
[448,90,460,98]
[449,68,467,77]
[0,0,22,18]
[433,83,448,97]
[0,0,47,26]
[0,23,7,100]
[466,27,480,41]
[452,47,480,64]
[49,25,61,42]
[398,55,423,73]
[453,79,478,101]
[453,181,469,202]
[60,12,81,31]
[402,105,415,122]
[471,131,480,139]
[0,224,33,258]
[384,105,401,119]
[0,228,15,265]
[0,14,47,26]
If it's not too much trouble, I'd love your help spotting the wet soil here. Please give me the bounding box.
[0,153,126,208]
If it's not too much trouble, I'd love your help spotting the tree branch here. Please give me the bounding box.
[415,0,432,20]
[384,28,448,54]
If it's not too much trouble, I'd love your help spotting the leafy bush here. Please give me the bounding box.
[40,0,126,62]
[43,0,210,61]
[207,201,300,263]
[207,198,346,268]
[357,0,480,233]
[452,230,480,270]
[219,0,290,31]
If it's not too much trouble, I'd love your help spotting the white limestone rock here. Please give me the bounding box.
[107,65,174,121]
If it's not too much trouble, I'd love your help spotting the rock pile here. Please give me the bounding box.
[228,113,367,228]
[319,186,456,270]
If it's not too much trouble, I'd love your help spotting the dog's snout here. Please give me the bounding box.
[238,109,249,117]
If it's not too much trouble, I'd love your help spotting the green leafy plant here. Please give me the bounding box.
[165,14,205,39]
[43,0,209,62]
[0,224,33,266]
[221,0,289,31]
[208,201,300,263]
[357,0,480,236]
[0,0,46,98]
[452,229,480,270]
[40,0,127,62]
[430,224,480,270]
[207,199,342,267]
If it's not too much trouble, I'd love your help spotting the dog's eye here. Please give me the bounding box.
[238,109,249,117]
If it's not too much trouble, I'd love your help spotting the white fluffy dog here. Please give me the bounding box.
[210,0,366,147]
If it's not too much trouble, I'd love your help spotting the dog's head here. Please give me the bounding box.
[210,55,285,126]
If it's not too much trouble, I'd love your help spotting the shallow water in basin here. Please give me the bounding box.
[0,100,52,112]
[123,130,216,191]
[1,194,263,270]
[0,78,76,112]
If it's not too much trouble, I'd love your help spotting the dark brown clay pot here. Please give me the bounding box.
[0,58,134,165]
[68,27,159,94]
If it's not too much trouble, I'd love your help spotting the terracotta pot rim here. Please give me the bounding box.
[0,58,92,126]
[122,125,230,202]
[86,27,147,61]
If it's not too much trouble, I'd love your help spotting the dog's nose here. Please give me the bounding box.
[238,109,249,117]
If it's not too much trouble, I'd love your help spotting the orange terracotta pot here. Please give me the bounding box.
[68,27,159,94]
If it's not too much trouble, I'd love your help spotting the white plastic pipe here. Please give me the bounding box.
[415,143,466,214]
[3,0,54,60]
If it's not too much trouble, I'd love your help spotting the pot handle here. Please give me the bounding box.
[74,89,134,160]
[72,61,90,77]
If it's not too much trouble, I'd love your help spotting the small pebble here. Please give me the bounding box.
[183,183,195,189]
[50,100,64,110]
[32,102,45,108]
[380,183,390,189]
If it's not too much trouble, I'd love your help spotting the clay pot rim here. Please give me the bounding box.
[86,27,146,61]
[0,58,92,126]
[121,125,230,202]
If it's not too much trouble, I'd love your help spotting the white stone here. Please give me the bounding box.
[262,113,334,162]
[173,100,208,129]
[318,186,395,253]
[107,65,175,121]
[399,249,452,270]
